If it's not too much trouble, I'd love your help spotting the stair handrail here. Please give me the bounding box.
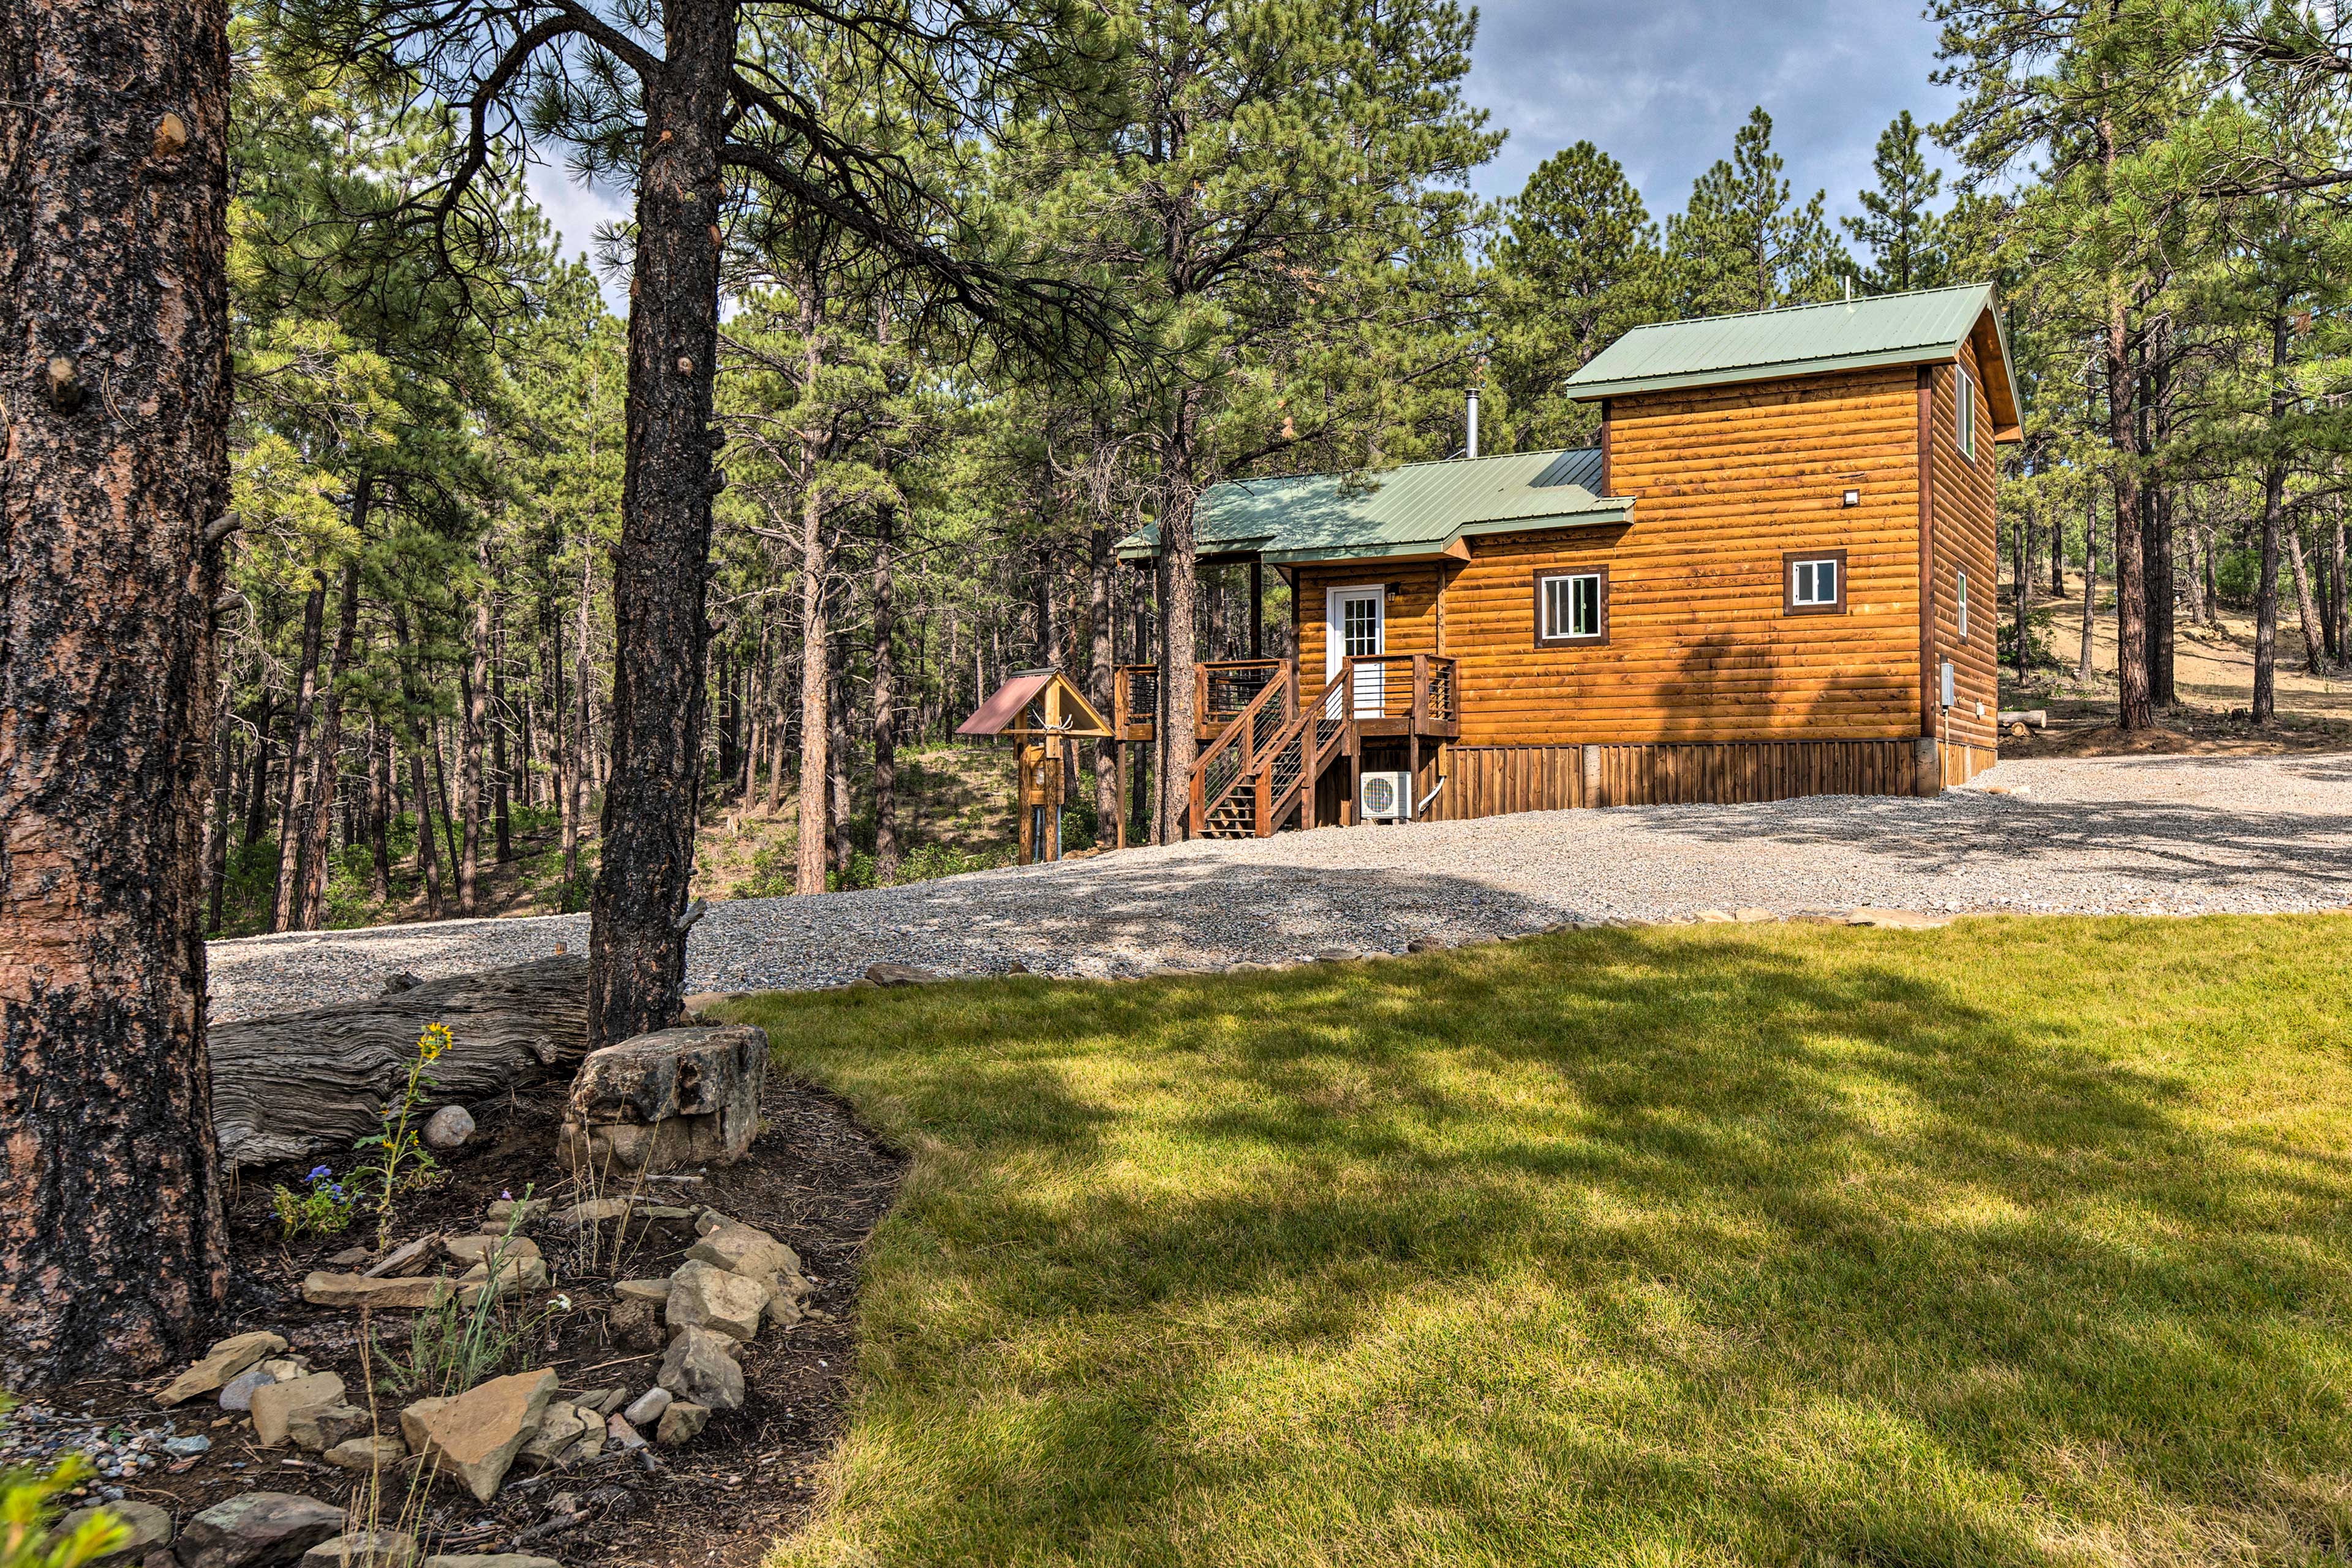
[1186,672,1292,836]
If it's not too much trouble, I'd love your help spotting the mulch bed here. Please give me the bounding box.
[39,1070,903,1567]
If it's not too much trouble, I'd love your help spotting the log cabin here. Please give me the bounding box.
[1115,283,2023,837]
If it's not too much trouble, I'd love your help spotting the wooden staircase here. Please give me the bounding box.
[1185,659,1434,840]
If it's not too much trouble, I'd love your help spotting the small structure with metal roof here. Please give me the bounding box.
[1117,448,1628,567]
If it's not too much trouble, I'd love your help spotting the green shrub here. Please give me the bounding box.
[0,1438,129,1567]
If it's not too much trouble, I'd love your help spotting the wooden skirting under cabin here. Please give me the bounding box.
[1415,737,1991,819]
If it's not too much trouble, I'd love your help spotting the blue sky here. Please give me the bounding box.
[527,1,1962,301]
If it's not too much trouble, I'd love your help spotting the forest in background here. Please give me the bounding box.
[213,0,2352,940]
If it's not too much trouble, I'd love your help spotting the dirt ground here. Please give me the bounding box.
[45,1074,902,1567]
[2002,576,2352,758]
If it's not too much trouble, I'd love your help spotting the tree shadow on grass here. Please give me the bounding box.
[751,918,2352,1566]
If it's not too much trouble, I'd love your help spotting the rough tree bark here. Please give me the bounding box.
[0,0,233,1382]
[1089,515,1118,846]
[562,543,591,908]
[296,556,361,930]
[269,578,326,932]
[492,584,512,864]
[827,632,854,878]
[872,507,900,886]
[242,688,273,848]
[2255,311,2291,725]
[2287,528,2324,678]
[366,715,393,902]
[1156,388,1205,842]
[459,571,491,916]
[2077,481,2100,688]
[586,0,734,1049]
[794,486,832,895]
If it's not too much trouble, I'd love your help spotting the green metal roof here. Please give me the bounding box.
[1564,283,2022,433]
[1115,448,1626,565]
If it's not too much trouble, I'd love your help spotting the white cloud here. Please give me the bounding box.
[524,156,631,312]
[1463,0,1963,227]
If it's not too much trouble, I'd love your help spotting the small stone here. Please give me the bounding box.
[259,1359,309,1381]
[1695,910,1735,923]
[551,1198,633,1228]
[298,1531,416,1568]
[863,962,940,986]
[328,1246,374,1267]
[1404,937,1450,952]
[603,1414,645,1453]
[620,1387,671,1428]
[217,1368,274,1411]
[361,1236,441,1280]
[300,1273,451,1311]
[612,1279,670,1305]
[159,1332,287,1406]
[286,1403,371,1455]
[1846,907,1951,930]
[419,1559,564,1568]
[564,1386,627,1416]
[180,1491,344,1568]
[399,1370,559,1502]
[654,1403,709,1447]
[658,1328,744,1412]
[665,1261,769,1343]
[421,1106,474,1152]
[685,1222,800,1284]
[762,1291,804,1332]
[456,1256,549,1306]
[1732,908,1778,923]
[251,1373,344,1449]
[323,1435,407,1472]
[1311,948,1359,962]
[165,1434,213,1457]
[62,1499,172,1555]
[443,1234,541,1267]
[483,1197,547,1226]
[514,1403,601,1472]
[381,972,423,994]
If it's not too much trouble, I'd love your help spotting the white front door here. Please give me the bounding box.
[1325,586,1385,718]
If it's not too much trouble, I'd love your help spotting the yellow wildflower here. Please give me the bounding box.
[417,1023,453,1063]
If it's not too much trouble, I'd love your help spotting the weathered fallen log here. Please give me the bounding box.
[209,956,590,1169]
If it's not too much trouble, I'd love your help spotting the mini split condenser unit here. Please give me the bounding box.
[1359,771,1414,821]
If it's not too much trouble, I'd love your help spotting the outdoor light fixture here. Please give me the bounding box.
[1842,489,1861,507]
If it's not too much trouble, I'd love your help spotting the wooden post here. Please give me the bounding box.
[1112,741,1125,849]
[1250,560,1264,658]
[1410,652,1428,732]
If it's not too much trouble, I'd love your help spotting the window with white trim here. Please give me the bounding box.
[1957,567,1970,639]
[1956,364,1978,461]
[1534,568,1607,647]
[1789,557,1839,609]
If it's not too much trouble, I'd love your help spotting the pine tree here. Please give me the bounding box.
[1665,107,1850,317]
[1487,141,1664,449]
[0,0,234,1381]
[1844,111,1951,294]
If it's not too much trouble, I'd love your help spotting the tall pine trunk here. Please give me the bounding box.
[1090,516,1118,846]
[872,507,899,887]
[563,545,592,909]
[458,578,490,916]
[492,586,512,863]
[0,0,233,1379]
[367,715,393,902]
[586,0,733,1049]
[2286,529,2323,679]
[2254,310,2290,725]
[1156,390,1205,843]
[270,578,326,932]
[2097,107,2150,731]
[794,487,832,895]
[296,556,361,929]
[2076,480,2100,688]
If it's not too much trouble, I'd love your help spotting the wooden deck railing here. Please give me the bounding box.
[1186,668,1296,836]
[1318,654,1457,728]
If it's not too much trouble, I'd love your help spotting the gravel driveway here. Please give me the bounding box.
[208,753,2352,1022]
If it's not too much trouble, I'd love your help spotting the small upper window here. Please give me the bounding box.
[1784,550,1848,616]
[1534,568,1608,647]
[1958,567,1970,640]
[1956,365,1978,461]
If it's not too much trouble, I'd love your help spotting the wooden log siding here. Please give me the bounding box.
[1927,332,2002,763]
[1446,367,1928,747]
[1423,739,1928,818]
[1293,562,1442,687]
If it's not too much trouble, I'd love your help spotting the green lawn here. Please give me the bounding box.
[724,916,2352,1567]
